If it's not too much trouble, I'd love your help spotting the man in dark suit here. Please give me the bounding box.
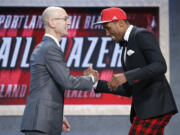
[86,7,178,135]
[21,7,98,135]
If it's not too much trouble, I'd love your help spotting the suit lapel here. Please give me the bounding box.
[121,46,127,71]
[127,26,137,49]
[121,26,137,71]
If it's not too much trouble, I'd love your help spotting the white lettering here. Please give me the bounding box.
[70,16,76,29]
[67,37,83,67]
[0,15,5,27]
[4,84,12,98]
[28,15,36,29]
[11,84,21,98]
[0,84,5,98]
[20,37,32,68]
[68,16,81,29]
[84,16,91,29]
[75,16,81,29]
[60,37,67,52]
[0,84,28,98]
[18,15,25,28]
[94,16,103,29]
[4,15,12,29]
[19,84,27,98]
[64,90,101,98]
[90,15,96,29]
[10,15,19,29]
[24,15,29,29]
[0,37,12,67]
[10,37,22,68]
[82,37,98,67]
[36,16,43,29]
[97,37,111,68]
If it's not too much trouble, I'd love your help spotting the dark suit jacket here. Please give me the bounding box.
[95,26,178,123]
[21,36,93,135]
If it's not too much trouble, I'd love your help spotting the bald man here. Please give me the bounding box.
[20,7,98,135]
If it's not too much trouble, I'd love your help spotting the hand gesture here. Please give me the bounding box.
[83,64,99,83]
[108,73,127,90]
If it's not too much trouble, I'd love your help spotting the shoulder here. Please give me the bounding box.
[132,26,155,41]
[133,26,150,35]
[39,37,60,54]
[31,38,53,58]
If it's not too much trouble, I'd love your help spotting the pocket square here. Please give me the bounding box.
[127,49,135,56]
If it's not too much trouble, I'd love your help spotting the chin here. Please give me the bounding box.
[112,37,120,42]
[63,32,68,36]
[116,38,123,42]
[114,38,119,42]
[65,31,68,35]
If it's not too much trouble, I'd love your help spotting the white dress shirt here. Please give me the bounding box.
[123,25,134,62]
[44,33,60,48]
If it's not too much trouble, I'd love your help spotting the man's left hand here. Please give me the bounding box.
[108,73,127,90]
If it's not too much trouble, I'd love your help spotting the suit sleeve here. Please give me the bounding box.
[45,46,93,90]
[124,30,167,85]
[94,80,132,97]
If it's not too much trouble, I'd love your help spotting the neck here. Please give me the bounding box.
[122,23,130,38]
[45,28,62,42]
[124,23,130,32]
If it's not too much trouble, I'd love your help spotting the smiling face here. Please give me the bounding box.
[103,20,129,42]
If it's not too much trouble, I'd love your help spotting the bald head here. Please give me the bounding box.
[42,6,66,27]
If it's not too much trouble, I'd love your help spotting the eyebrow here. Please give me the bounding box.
[103,25,109,29]
[103,23,109,28]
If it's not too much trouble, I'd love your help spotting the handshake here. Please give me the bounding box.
[83,65,127,90]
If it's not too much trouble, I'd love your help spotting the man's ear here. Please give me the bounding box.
[48,19,56,28]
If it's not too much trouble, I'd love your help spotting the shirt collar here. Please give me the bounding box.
[44,33,60,48]
[124,25,133,41]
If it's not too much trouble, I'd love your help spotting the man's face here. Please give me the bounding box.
[52,10,71,36]
[103,21,125,42]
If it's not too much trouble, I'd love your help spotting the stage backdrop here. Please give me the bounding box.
[0,7,159,115]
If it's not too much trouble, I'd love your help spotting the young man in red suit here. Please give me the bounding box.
[85,7,178,135]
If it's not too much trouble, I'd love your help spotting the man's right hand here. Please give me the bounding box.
[62,116,70,132]
[83,64,99,83]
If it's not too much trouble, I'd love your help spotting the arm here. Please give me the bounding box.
[45,47,93,90]
[83,65,131,96]
[95,80,132,97]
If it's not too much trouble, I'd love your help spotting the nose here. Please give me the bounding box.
[67,19,71,26]
[105,29,110,36]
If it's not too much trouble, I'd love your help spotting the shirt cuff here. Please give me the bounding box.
[93,82,98,88]
[89,75,94,83]
[89,75,98,88]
